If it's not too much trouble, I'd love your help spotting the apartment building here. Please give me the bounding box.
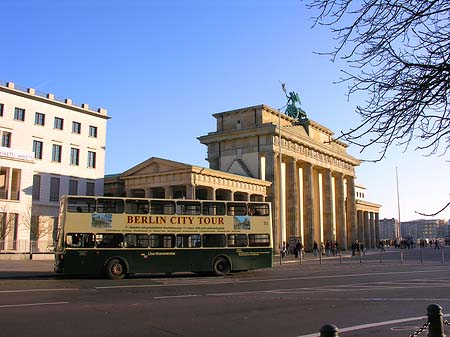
[0,81,109,251]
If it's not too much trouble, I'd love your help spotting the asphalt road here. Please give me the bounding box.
[1,248,450,337]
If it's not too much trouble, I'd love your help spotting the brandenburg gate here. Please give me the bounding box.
[198,104,371,251]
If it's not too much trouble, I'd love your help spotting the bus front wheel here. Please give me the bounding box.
[212,257,230,276]
[106,259,126,280]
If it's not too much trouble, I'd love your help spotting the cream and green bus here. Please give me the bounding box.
[54,196,273,279]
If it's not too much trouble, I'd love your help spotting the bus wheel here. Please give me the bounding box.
[212,257,230,276]
[106,259,126,280]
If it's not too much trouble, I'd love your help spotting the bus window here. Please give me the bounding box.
[177,201,201,215]
[202,202,226,215]
[125,234,149,248]
[226,202,247,216]
[97,198,124,214]
[66,233,95,248]
[125,199,149,214]
[203,234,226,247]
[67,197,96,213]
[227,234,248,247]
[95,234,124,248]
[248,234,270,247]
[248,203,269,216]
[149,234,176,248]
[176,234,201,248]
[150,200,176,215]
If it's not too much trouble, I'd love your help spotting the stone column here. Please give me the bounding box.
[375,212,380,245]
[323,169,334,242]
[370,212,376,248]
[186,185,195,199]
[164,186,172,199]
[335,173,347,250]
[364,211,371,247]
[303,163,314,251]
[346,175,357,248]
[357,210,364,243]
[288,158,299,238]
[266,152,279,252]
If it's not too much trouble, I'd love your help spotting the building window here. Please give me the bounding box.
[14,108,25,121]
[34,112,45,126]
[0,168,21,201]
[33,140,43,159]
[87,151,96,168]
[50,177,60,201]
[0,103,4,117]
[54,117,64,130]
[86,182,95,196]
[89,125,98,138]
[72,121,81,134]
[52,144,62,163]
[2,132,11,147]
[70,148,79,166]
[69,180,78,195]
[32,174,41,200]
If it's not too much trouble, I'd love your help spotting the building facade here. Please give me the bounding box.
[400,219,448,242]
[0,81,109,251]
[104,157,271,203]
[198,104,381,251]
[378,218,400,241]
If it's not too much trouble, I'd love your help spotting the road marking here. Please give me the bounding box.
[0,301,69,309]
[0,288,79,294]
[154,294,201,299]
[296,314,450,337]
[95,269,450,290]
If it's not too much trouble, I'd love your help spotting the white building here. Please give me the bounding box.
[0,81,109,252]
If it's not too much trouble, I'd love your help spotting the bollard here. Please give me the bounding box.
[339,251,342,265]
[400,250,404,264]
[421,247,424,264]
[441,249,444,264]
[319,248,323,265]
[300,250,303,265]
[427,304,445,337]
[320,324,339,337]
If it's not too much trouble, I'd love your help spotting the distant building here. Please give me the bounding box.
[400,219,448,242]
[378,218,400,240]
[355,184,382,245]
[0,81,109,252]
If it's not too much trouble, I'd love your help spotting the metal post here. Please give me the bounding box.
[359,243,362,264]
[441,249,444,264]
[400,249,403,264]
[300,249,303,265]
[320,324,339,337]
[278,109,283,266]
[339,250,342,265]
[319,246,322,265]
[427,304,445,337]
[379,250,383,263]
[421,247,423,264]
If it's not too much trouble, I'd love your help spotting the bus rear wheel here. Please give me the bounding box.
[106,259,126,280]
[212,257,230,276]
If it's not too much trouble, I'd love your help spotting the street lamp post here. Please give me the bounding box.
[279,109,283,265]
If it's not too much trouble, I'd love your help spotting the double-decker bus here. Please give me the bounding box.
[54,196,273,279]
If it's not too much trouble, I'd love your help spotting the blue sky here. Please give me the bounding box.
[3,0,449,221]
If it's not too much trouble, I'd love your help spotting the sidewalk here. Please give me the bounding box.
[274,248,384,264]
[0,259,54,279]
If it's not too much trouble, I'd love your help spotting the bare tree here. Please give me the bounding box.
[0,205,14,249]
[20,204,53,242]
[306,0,450,161]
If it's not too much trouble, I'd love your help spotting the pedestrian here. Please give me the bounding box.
[281,241,286,258]
[434,239,440,250]
[313,241,318,256]
[294,240,300,258]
